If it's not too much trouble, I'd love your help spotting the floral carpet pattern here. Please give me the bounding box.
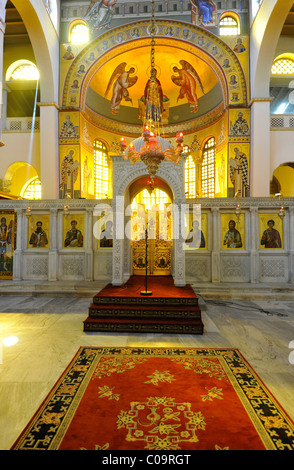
[11,347,294,450]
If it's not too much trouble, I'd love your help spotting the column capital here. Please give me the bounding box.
[249,97,274,107]
[37,102,59,110]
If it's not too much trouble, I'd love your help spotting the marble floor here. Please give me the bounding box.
[0,292,294,450]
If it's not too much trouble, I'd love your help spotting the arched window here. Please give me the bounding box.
[94,140,109,199]
[69,21,89,44]
[132,189,169,211]
[270,55,294,114]
[201,138,215,198]
[271,57,294,75]
[6,60,39,81]
[6,61,40,118]
[185,154,196,199]
[219,15,240,36]
[21,177,42,199]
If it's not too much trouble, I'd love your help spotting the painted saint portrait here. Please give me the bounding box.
[190,0,217,27]
[229,146,249,197]
[0,211,16,279]
[95,210,113,248]
[62,45,75,60]
[233,38,246,53]
[59,113,79,139]
[28,215,49,248]
[259,215,283,249]
[185,213,207,250]
[59,147,80,199]
[99,220,113,248]
[63,215,84,248]
[230,110,250,136]
[221,214,244,249]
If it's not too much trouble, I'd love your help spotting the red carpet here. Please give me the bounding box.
[93,275,199,298]
[84,276,204,334]
[11,347,294,450]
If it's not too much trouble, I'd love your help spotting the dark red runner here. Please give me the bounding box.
[94,275,197,299]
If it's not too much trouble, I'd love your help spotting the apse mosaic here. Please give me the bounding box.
[61,22,248,127]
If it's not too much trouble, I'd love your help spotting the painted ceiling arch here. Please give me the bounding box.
[62,19,248,136]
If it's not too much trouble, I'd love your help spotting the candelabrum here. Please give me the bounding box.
[64,204,70,218]
[120,129,187,180]
[275,193,285,220]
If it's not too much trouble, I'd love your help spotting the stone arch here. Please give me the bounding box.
[114,161,185,203]
[129,176,173,203]
[250,0,294,98]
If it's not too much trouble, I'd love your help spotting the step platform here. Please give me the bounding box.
[83,276,204,335]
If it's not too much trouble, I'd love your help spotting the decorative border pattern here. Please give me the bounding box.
[11,347,294,450]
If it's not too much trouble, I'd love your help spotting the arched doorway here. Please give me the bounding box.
[129,176,173,276]
[111,155,186,287]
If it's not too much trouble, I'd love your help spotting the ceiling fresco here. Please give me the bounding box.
[86,44,222,126]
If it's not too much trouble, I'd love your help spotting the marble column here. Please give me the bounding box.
[39,103,59,199]
[250,206,258,283]
[48,208,58,281]
[289,207,294,283]
[13,208,24,280]
[250,99,272,197]
[0,3,6,146]
[112,195,124,286]
[85,208,93,281]
[211,207,220,282]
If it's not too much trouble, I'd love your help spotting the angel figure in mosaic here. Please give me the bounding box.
[105,63,138,115]
[171,60,205,113]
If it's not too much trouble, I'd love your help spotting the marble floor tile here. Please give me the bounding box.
[0,294,293,450]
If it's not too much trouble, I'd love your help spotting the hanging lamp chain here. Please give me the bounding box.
[150,0,155,78]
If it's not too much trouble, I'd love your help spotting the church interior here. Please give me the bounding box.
[0,0,294,450]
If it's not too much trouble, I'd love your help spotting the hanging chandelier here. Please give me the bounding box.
[119,0,187,180]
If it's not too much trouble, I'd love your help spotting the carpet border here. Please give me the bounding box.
[10,346,294,450]
[10,347,85,450]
